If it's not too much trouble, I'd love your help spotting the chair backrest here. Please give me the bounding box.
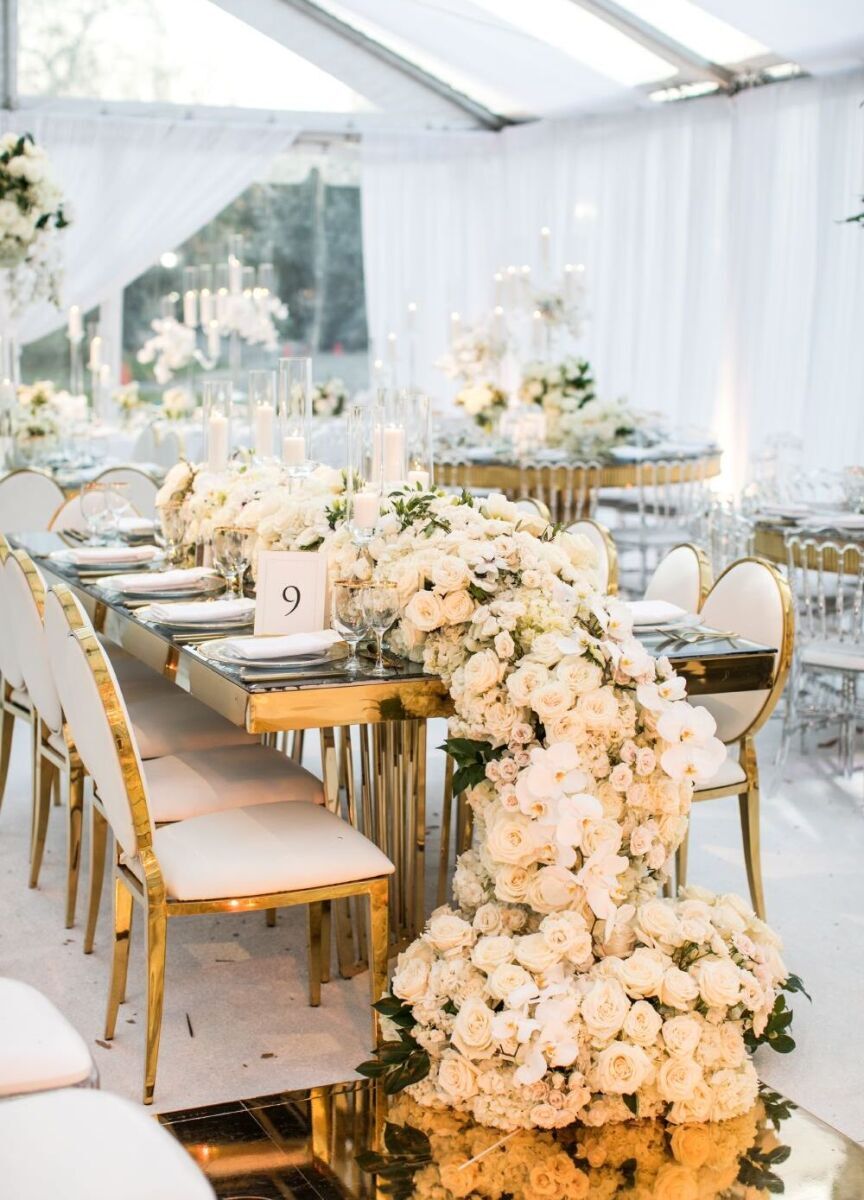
[48,494,87,532]
[785,534,864,645]
[697,556,793,743]
[133,424,181,470]
[0,470,66,533]
[519,461,601,523]
[567,518,618,594]
[94,467,158,520]
[0,534,25,689]
[644,543,713,612]
[45,586,154,858]
[513,496,552,523]
[4,550,63,733]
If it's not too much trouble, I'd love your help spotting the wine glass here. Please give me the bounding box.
[102,481,130,542]
[212,526,252,599]
[160,501,187,567]
[79,483,109,544]
[361,582,399,676]
[331,581,370,674]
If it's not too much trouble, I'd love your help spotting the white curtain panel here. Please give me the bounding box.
[362,71,864,483]
[0,113,293,344]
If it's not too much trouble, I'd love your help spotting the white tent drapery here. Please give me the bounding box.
[362,70,864,485]
[0,113,294,345]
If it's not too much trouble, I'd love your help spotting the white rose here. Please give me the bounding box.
[661,1015,703,1057]
[436,1051,479,1101]
[525,866,582,913]
[463,648,502,693]
[506,662,549,705]
[637,900,684,949]
[692,959,741,1009]
[425,910,476,957]
[432,555,470,593]
[494,864,532,904]
[486,812,540,866]
[581,978,630,1041]
[594,1041,651,1094]
[658,1056,704,1102]
[451,997,496,1059]
[659,968,700,1010]
[556,658,603,695]
[471,935,514,973]
[540,913,591,961]
[487,961,532,1001]
[668,1079,713,1124]
[577,687,621,731]
[514,932,560,974]
[472,903,504,935]
[405,589,444,632]
[622,1000,663,1046]
[619,947,666,999]
[442,589,476,625]
[391,958,431,1006]
[531,681,574,722]
[709,1063,759,1121]
[494,631,515,659]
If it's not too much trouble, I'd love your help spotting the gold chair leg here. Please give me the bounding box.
[65,767,85,928]
[739,738,765,919]
[0,697,15,809]
[105,875,133,1039]
[29,746,55,888]
[84,806,109,954]
[675,829,689,893]
[52,769,62,806]
[265,908,277,926]
[307,902,323,1007]
[368,878,389,1048]
[143,904,168,1105]
[320,899,332,985]
[437,754,454,908]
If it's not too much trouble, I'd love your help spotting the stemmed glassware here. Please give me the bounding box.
[79,482,109,544]
[362,582,399,676]
[160,501,187,567]
[331,581,370,674]
[211,526,252,599]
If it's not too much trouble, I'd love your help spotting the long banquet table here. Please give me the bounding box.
[19,531,777,961]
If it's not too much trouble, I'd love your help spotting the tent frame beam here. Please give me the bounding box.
[570,0,736,90]
[276,0,511,130]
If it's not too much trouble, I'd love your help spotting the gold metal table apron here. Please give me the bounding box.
[754,521,864,569]
[25,532,775,966]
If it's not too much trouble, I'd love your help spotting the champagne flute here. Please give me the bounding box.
[331,580,370,674]
[79,482,108,545]
[212,526,252,599]
[362,581,399,676]
[102,481,130,543]
[160,501,187,567]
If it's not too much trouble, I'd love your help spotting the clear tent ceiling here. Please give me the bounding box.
[16,0,864,127]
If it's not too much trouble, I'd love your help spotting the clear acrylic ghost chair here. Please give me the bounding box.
[567,518,618,595]
[699,498,755,576]
[519,460,602,523]
[613,458,710,593]
[0,978,96,1097]
[133,423,182,471]
[0,1089,216,1199]
[779,534,864,776]
[94,466,159,520]
[49,589,392,1103]
[676,558,794,918]
[644,543,713,612]
[0,535,33,814]
[0,468,65,533]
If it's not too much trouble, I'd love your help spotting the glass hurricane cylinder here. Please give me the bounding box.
[376,388,406,490]
[249,369,276,460]
[202,378,232,472]
[278,356,313,474]
[403,389,433,490]
[346,402,382,541]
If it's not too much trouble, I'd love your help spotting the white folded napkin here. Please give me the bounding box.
[148,598,255,624]
[117,516,156,534]
[51,545,160,566]
[106,567,217,593]
[625,599,688,626]
[221,629,341,661]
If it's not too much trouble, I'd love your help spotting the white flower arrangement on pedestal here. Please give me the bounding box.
[0,132,70,311]
[521,358,647,456]
[438,321,507,387]
[454,381,508,431]
[159,472,804,1132]
[218,289,287,350]
[137,318,202,385]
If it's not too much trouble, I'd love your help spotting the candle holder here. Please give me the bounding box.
[403,389,433,490]
[278,356,313,477]
[198,264,214,326]
[182,266,198,328]
[203,378,232,472]
[249,368,276,461]
[376,388,406,491]
[346,402,382,546]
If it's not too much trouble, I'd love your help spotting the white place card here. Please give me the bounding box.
[254,549,329,636]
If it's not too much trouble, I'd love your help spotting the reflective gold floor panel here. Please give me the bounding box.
[158,1079,863,1199]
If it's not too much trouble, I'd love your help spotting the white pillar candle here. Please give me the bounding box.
[382,425,405,482]
[183,289,198,328]
[407,469,430,490]
[207,319,220,360]
[493,272,504,305]
[406,301,417,331]
[199,288,213,325]
[539,226,551,272]
[208,412,229,472]
[282,434,306,466]
[68,305,82,341]
[228,255,242,296]
[353,490,380,530]
[88,335,102,370]
[450,311,461,346]
[216,288,229,324]
[254,402,275,458]
[492,305,505,341]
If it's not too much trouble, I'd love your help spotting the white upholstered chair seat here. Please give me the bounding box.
[800,639,864,673]
[0,979,94,1097]
[0,1089,216,1199]
[140,744,324,822]
[144,801,394,901]
[124,689,258,759]
[694,744,747,792]
[7,686,29,709]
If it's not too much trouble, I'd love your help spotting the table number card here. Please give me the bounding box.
[254,549,329,636]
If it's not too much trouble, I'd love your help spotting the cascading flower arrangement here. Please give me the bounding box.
[159,471,804,1132]
[0,132,69,310]
[520,357,648,456]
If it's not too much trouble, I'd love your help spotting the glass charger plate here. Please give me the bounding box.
[199,637,348,670]
[49,548,162,572]
[136,604,254,632]
[103,575,225,601]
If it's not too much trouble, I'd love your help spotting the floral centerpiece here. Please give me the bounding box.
[137,317,201,385]
[454,382,507,431]
[0,132,69,310]
[312,377,348,417]
[161,385,196,421]
[160,469,803,1133]
[438,321,507,387]
[8,379,86,462]
[521,357,647,456]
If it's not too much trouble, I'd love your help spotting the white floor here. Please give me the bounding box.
[0,715,862,1143]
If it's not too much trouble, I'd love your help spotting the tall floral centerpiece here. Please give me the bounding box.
[0,132,69,319]
[521,357,647,457]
